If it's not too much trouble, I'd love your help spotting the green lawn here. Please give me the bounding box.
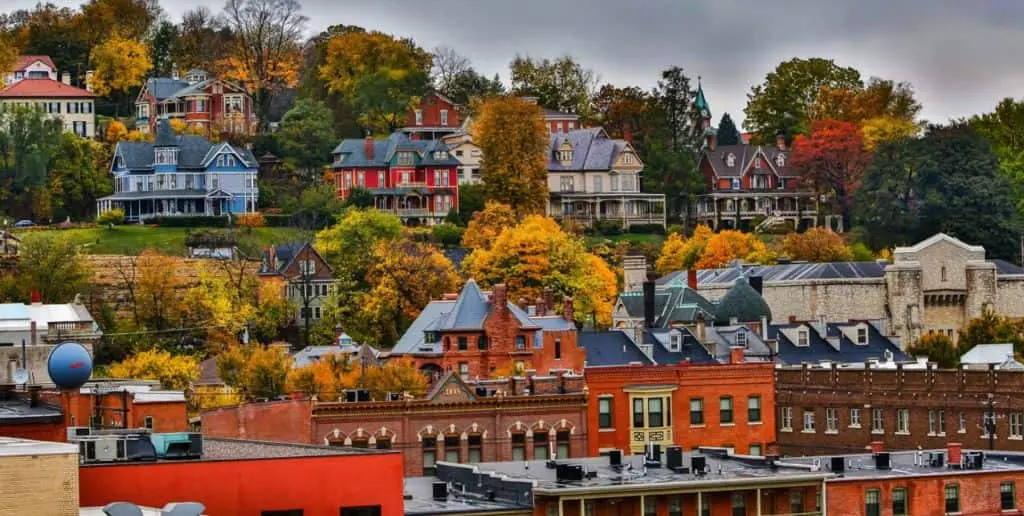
[15,226,311,256]
[586,232,666,247]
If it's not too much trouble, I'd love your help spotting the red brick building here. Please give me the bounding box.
[584,361,776,457]
[388,280,584,380]
[79,438,404,516]
[135,69,256,137]
[332,132,460,225]
[403,92,462,140]
[202,372,589,477]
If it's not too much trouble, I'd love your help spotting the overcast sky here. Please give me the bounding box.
[4,0,1024,127]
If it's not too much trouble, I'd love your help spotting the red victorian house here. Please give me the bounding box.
[402,92,463,141]
[135,69,256,138]
[388,280,584,380]
[695,134,820,232]
[332,132,460,225]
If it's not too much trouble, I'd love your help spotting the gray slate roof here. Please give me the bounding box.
[145,78,191,101]
[770,322,910,365]
[115,128,257,172]
[259,241,307,275]
[714,277,772,324]
[658,262,889,287]
[701,143,797,178]
[332,132,461,168]
[548,128,634,171]
[618,279,716,327]
[579,330,653,366]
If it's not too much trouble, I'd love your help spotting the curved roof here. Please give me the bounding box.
[714,277,772,324]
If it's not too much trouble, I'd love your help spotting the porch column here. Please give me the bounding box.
[756,488,762,516]
[697,492,702,516]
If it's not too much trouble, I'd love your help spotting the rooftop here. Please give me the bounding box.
[0,436,77,457]
[0,78,94,98]
[14,55,56,71]
[404,476,531,516]
[80,437,393,466]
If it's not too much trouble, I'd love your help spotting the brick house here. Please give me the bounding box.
[332,132,460,225]
[584,361,776,457]
[775,365,1024,456]
[388,280,584,380]
[258,242,335,327]
[695,133,823,232]
[201,371,588,477]
[403,92,462,141]
[135,69,256,137]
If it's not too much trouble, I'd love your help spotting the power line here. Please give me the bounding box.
[101,322,236,337]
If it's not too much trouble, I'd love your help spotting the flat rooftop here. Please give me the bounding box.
[80,437,396,467]
[784,449,1024,481]
[0,436,77,457]
[404,476,532,515]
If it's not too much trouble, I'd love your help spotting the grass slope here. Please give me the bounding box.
[16,226,310,256]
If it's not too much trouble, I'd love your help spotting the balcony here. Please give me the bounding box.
[395,181,428,188]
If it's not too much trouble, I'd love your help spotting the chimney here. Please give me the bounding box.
[31,290,40,304]
[760,315,769,340]
[729,346,745,364]
[696,317,707,342]
[543,287,554,316]
[364,136,375,160]
[706,133,716,151]
[687,269,698,290]
[562,296,574,322]
[61,72,70,85]
[535,297,545,316]
[28,385,40,407]
[776,133,786,151]
[493,284,508,313]
[517,297,528,312]
[334,324,344,345]
[643,281,656,329]
[30,321,37,347]
[85,71,94,92]
[870,441,884,454]
[268,245,276,270]
[623,255,648,293]
[948,443,962,467]
[749,276,763,295]
[623,126,633,143]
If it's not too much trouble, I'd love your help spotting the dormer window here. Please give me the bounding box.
[735,331,747,348]
[623,153,634,165]
[216,154,236,167]
[397,152,414,166]
[557,150,573,163]
[725,153,736,167]
[797,329,809,347]
[776,153,786,167]
[754,158,761,169]
[856,327,868,345]
[433,151,448,160]
[669,333,682,352]
[115,155,124,169]
[155,148,178,165]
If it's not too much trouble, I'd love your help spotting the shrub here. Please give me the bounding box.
[235,212,266,228]
[596,219,623,236]
[96,209,125,226]
[184,229,238,249]
[666,224,684,235]
[148,216,229,228]
[850,242,875,261]
[263,214,294,227]
[431,223,463,248]
[628,223,666,235]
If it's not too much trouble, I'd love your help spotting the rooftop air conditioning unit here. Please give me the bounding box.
[82,436,129,463]
[67,426,91,441]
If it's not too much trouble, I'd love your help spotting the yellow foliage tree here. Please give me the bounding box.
[287,353,357,402]
[134,249,184,330]
[106,349,198,390]
[106,120,128,143]
[781,227,854,262]
[695,230,774,269]
[216,344,291,400]
[189,385,244,411]
[182,266,256,350]
[125,130,150,141]
[89,34,152,98]
[462,201,518,250]
[473,97,550,216]
[655,233,687,275]
[318,30,432,99]
[0,34,18,88]
[169,118,189,134]
[861,116,921,151]
[493,359,532,378]
[465,216,617,327]
[253,280,292,341]
[364,357,429,399]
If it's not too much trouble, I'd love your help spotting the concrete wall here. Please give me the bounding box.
[701,279,888,325]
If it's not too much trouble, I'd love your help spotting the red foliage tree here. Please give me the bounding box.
[789,119,871,228]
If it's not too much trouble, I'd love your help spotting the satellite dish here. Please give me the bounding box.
[12,368,28,385]
[47,341,93,390]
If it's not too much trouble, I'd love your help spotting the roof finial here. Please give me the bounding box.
[698,75,702,88]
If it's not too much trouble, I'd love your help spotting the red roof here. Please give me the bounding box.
[0,78,94,98]
[15,55,56,72]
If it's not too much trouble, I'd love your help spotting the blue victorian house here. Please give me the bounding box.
[96,118,259,222]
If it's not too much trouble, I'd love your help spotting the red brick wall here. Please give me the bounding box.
[827,472,1024,516]
[202,399,313,443]
[0,420,65,441]
[79,451,405,516]
[535,487,819,516]
[585,363,776,455]
[130,402,188,432]
[406,93,460,128]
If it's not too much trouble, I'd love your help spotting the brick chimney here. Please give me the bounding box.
[706,133,716,151]
[776,133,786,151]
[61,72,70,85]
[268,245,276,270]
[562,296,574,322]
[729,346,745,364]
[30,321,37,347]
[517,297,528,312]
[948,442,962,467]
[364,136,375,160]
[543,287,554,316]
[623,126,633,144]
[31,290,40,304]
[870,441,884,454]
[687,269,698,290]
[493,284,507,313]
[535,297,545,316]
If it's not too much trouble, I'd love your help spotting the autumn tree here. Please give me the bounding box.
[744,57,862,140]
[318,30,431,134]
[77,0,157,49]
[11,232,90,303]
[958,312,1024,357]
[287,353,356,401]
[89,33,151,114]
[789,119,871,229]
[716,113,741,146]
[474,97,549,216]
[7,4,89,78]
[220,0,306,126]
[314,208,403,286]
[132,249,184,330]
[48,132,113,220]
[906,333,960,369]
[509,55,598,120]
[810,78,921,125]
[592,84,654,142]
[181,266,256,350]
[217,344,291,400]
[0,33,18,88]
[695,230,773,269]
[462,201,518,249]
[361,240,459,347]
[655,233,687,275]
[365,357,429,398]
[277,98,337,178]
[171,7,232,73]
[106,349,199,390]
[464,216,618,327]
[106,121,128,142]
[781,227,854,262]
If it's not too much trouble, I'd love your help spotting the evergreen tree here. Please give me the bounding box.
[716,113,741,145]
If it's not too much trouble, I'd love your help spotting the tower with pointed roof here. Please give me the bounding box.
[694,77,713,139]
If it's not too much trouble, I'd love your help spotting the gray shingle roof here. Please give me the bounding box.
[714,277,772,324]
[645,328,717,365]
[259,241,306,274]
[769,322,910,365]
[145,78,191,101]
[115,134,256,172]
[154,118,176,147]
[332,132,461,168]
[548,128,634,171]
[658,262,889,287]
[579,331,653,366]
[701,143,797,178]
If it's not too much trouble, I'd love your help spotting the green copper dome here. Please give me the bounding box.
[714,277,771,324]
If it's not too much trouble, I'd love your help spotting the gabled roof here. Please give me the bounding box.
[113,133,256,172]
[961,343,1017,366]
[14,55,55,71]
[143,77,191,101]
[617,279,716,327]
[426,370,478,402]
[258,241,332,276]
[770,322,910,366]
[0,78,94,98]
[332,131,461,168]
[895,232,985,254]
[701,143,795,178]
[579,330,654,366]
[548,127,639,172]
[645,328,717,365]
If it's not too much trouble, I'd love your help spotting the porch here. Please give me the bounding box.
[694,192,826,232]
[372,191,449,225]
[96,190,236,222]
[551,193,667,228]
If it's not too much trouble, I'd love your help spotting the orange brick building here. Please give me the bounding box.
[584,360,776,457]
[389,281,584,380]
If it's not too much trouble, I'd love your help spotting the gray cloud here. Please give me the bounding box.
[6,0,1023,127]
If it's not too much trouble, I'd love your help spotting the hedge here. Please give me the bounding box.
[627,223,666,234]
[263,214,294,227]
[148,216,230,228]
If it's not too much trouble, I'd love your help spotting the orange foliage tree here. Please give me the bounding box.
[695,230,774,269]
[655,225,714,275]
[462,201,518,250]
[789,119,872,229]
[473,97,549,216]
[781,227,853,262]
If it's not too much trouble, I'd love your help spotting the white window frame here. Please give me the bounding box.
[896,408,910,435]
[872,408,885,434]
[781,406,793,431]
[826,407,838,433]
[803,409,816,433]
[415,109,423,125]
[1011,413,1023,439]
[857,327,868,345]
[798,329,809,346]
[959,412,967,434]
[850,408,861,428]
[735,331,747,348]
[440,109,448,126]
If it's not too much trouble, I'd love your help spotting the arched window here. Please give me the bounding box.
[776,153,786,167]
[556,430,571,459]
[725,153,736,167]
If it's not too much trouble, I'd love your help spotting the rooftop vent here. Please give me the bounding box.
[830,456,845,473]
[929,452,945,468]
[609,449,622,466]
[666,446,686,472]
[691,456,707,475]
[556,463,584,482]
[964,451,984,470]
[432,481,448,500]
[645,443,662,467]
[874,452,890,470]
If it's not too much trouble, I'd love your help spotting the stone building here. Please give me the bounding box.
[201,371,588,477]
[635,233,1024,348]
[775,364,1024,456]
